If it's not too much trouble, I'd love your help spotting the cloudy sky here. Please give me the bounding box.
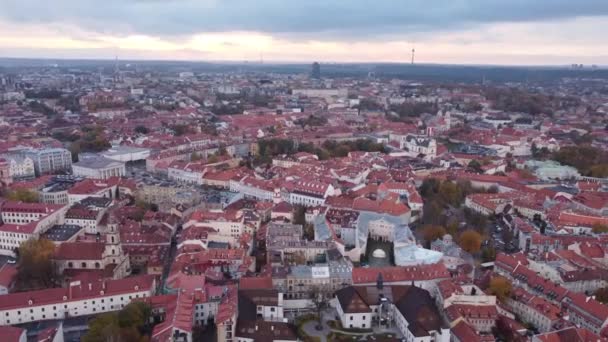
[1,0,608,65]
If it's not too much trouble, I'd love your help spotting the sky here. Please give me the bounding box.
[1,0,608,65]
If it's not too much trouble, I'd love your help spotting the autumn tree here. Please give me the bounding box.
[488,276,513,302]
[191,152,202,161]
[15,238,58,291]
[4,188,39,203]
[438,181,464,207]
[421,225,447,244]
[458,230,482,254]
[593,224,608,234]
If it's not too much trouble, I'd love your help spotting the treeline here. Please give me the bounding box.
[295,115,328,127]
[24,89,63,99]
[389,101,437,121]
[552,145,608,178]
[68,125,112,161]
[255,138,386,165]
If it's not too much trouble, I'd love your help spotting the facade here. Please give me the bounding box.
[0,275,156,326]
[334,282,450,342]
[73,155,126,180]
[1,154,35,179]
[25,148,72,176]
[101,146,151,162]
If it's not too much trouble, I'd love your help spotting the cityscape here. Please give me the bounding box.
[1,2,608,342]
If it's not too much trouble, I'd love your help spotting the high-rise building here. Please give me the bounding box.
[311,62,321,79]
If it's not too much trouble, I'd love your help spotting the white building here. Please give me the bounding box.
[0,154,35,179]
[0,202,68,256]
[102,146,151,163]
[25,148,72,176]
[0,275,156,326]
[389,134,437,158]
[334,283,450,342]
[73,155,126,180]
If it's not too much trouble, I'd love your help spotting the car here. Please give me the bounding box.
[7,259,16,264]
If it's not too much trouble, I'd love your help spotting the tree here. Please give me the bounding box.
[488,276,512,302]
[468,160,484,173]
[207,154,219,163]
[15,238,58,291]
[134,125,149,134]
[458,230,482,254]
[83,302,152,342]
[421,225,446,244]
[595,287,608,304]
[310,286,326,331]
[481,246,496,263]
[590,164,608,178]
[593,224,608,234]
[191,152,202,161]
[293,205,306,225]
[438,181,464,207]
[4,188,39,203]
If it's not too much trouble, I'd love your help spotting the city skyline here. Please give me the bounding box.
[1,0,608,66]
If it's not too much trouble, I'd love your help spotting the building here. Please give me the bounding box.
[0,158,11,186]
[311,62,321,79]
[1,154,35,180]
[506,288,561,333]
[389,134,438,158]
[25,148,72,176]
[73,155,126,180]
[333,281,450,342]
[0,275,156,326]
[0,201,68,235]
[101,145,151,162]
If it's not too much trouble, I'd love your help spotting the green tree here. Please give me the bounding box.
[481,246,496,263]
[83,302,152,342]
[134,125,149,134]
[15,238,58,291]
[438,181,464,207]
[468,160,484,173]
[595,287,608,304]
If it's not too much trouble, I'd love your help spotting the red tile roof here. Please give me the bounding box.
[352,263,450,284]
[0,275,156,311]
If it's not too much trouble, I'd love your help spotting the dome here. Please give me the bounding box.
[372,249,387,258]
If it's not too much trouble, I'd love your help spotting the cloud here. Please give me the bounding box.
[2,0,608,39]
